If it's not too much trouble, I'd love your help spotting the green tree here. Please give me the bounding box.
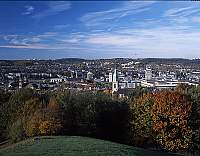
[7,119,25,143]
[129,93,155,147]
[0,90,11,141]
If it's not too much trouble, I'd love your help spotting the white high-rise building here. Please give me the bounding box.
[109,73,113,82]
[145,66,152,80]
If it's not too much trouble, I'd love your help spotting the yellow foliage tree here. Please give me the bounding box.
[39,117,62,135]
[24,111,42,137]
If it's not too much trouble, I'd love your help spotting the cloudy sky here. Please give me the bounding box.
[0,1,200,59]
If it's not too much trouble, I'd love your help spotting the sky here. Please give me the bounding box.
[0,1,200,60]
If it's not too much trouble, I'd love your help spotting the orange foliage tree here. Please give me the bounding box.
[151,91,192,151]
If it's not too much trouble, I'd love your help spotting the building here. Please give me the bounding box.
[109,72,113,82]
[86,71,94,80]
[50,78,65,83]
[145,66,152,80]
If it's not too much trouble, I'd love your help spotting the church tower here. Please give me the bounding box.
[112,68,118,93]
[19,75,22,89]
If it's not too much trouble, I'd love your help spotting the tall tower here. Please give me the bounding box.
[145,65,152,80]
[113,68,117,82]
[112,68,118,93]
[19,76,22,89]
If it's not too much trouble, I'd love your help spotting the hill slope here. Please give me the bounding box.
[0,136,182,156]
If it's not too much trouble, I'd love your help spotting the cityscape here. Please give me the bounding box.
[0,1,200,156]
[1,58,200,95]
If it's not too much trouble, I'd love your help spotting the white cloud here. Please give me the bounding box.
[81,26,200,58]
[22,5,34,15]
[80,1,155,27]
[3,32,56,45]
[0,44,48,49]
[32,1,71,19]
[163,3,200,25]
[85,35,135,46]
[164,6,194,17]
[1,25,200,58]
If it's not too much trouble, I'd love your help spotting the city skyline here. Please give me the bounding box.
[1,1,200,59]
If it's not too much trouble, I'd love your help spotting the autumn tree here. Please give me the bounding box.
[152,91,192,151]
[39,117,62,135]
[48,96,60,110]
[24,111,42,137]
[25,109,62,137]
[129,93,155,147]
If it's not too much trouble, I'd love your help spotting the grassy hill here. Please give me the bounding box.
[0,136,183,156]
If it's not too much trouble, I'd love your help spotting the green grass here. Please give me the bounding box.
[0,136,183,156]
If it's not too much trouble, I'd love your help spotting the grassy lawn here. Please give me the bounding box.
[0,136,183,156]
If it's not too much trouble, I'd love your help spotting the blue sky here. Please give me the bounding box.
[0,1,200,60]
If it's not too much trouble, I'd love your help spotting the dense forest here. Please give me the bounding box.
[0,85,199,155]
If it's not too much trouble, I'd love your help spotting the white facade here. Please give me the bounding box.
[145,68,152,80]
[50,78,64,83]
[86,72,94,80]
[109,73,113,82]
[75,71,78,78]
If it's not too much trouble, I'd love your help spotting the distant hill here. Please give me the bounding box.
[55,58,86,64]
[1,58,200,65]
[55,58,200,65]
[0,136,183,156]
[139,58,190,64]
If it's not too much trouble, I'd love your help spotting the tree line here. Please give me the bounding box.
[0,85,199,155]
